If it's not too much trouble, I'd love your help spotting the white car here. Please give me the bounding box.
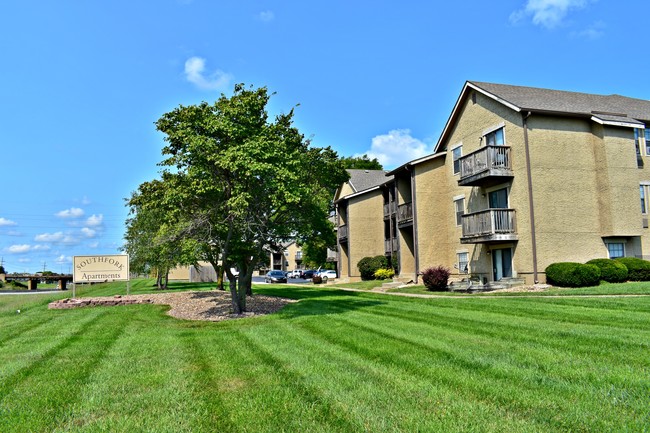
[287,270,301,278]
[318,270,337,282]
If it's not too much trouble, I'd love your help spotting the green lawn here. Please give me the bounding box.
[1,280,649,432]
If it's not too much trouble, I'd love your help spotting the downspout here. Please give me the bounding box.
[522,112,539,283]
[411,167,420,283]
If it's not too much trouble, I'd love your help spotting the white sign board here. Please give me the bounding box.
[73,255,130,283]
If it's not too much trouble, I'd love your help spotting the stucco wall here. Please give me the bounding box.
[341,190,386,278]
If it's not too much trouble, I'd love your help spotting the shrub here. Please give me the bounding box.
[586,258,628,283]
[312,275,323,284]
[545,262,601,287]
[614,257,650,281]
[374,268,395,280]
[421,266,450,291]
[357,255,389,280]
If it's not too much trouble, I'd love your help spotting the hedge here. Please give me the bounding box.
[614,257,650,281]
[357,256,389,280]
[545,262,601,287]
[585,258,628,283]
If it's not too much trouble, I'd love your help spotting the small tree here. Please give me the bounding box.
[421,266,450,291]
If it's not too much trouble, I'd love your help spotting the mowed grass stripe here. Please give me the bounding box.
[57,305,202,433]
[333,313,625,431]
[362,297,650,367]
[0,308,131,432]
[281,315,543,432]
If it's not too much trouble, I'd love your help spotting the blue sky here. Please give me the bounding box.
[0,0,647,274]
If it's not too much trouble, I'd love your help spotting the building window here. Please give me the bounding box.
[485,127,505,146]
[457,252,469,274]
[645,129,650,155]
[452,145,462,174]
[607,243,625,259]
[642,185,649,214]
[635,129,642,156]
[454,197,465,226]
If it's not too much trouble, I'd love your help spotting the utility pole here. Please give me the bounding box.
[42,261,47,273]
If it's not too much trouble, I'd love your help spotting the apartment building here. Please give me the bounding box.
[336,81,650,285]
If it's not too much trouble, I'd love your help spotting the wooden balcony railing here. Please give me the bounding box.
[338,224,349,241]
[461,209,517,243]
[397,202,413,226]
[383,201,396,218]
[384,238,399,253]
[458,145,513,187]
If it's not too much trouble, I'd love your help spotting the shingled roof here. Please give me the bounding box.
[469,81,650,122]
[346,169,391,193]
[435,81,650,152]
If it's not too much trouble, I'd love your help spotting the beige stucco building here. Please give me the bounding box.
[336,81,650,286]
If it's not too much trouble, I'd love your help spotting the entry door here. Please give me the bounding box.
[489,188,508,209]
[492,248,512,281]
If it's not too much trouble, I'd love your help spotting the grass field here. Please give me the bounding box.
[1,280,649,432]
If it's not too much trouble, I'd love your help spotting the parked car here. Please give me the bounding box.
[318,270,337,282]
[265,270,288,283]
[301,269,317,279]
[287,270,302,278]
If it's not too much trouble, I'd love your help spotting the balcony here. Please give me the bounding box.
[384,238,399,254]
[460,209,518,244]
[458,145,513,187]
[338,224,349,242]
[383,201,396,219]
[397,202,413,227]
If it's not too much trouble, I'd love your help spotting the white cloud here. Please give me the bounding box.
[88,241,99,248]
[184,57,232,91]
[86,214,104,227]
[7,244,31,254]
[258,10,275,22]
[62,235,80,245]
[55,255,72,265]
[56,207,85,218]
[6,230,22,237]
[33,245,50,251]
[361,129,434,170]
[0,217,17,226]
[18,258,31,263]
[35,232,65,242]
[81,227,96,238]
[510,0,590,29]
[571,20,605,39]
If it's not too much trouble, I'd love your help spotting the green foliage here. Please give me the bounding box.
[339,154,383,170]
[614,257,650,281]
[374,268,395,280]
[545,262,601,287]
[0,265,5,274]
[586,258,628,283]
[421,266,450,291]
[357,255,389,280]
[132,83,350,311]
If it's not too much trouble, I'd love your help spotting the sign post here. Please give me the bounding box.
[73,255,130,296]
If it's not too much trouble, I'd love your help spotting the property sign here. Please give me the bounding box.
[73,254,130,283]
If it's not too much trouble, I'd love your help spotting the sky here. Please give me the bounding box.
[1,0,648,274]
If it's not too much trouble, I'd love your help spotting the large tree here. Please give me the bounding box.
[144,84,348,313]
[339,154,383,170]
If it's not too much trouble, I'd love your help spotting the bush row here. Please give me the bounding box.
[357,256,389,280]
[545,257,650,287]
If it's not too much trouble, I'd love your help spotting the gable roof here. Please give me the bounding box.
[346,169,391,193]
[434,81,650,152]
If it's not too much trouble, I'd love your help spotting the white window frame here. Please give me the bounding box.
[457,251,469,274]
[451,143,463,175]
[483,122,506,146]
[453,195,465,226]
[641,183,650,214]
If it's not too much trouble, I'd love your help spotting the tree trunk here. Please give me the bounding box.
[216,265,225,291]
[156,269,163,289]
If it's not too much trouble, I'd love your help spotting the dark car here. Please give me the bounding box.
[301,269,317,279]
[265,270,288,283]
